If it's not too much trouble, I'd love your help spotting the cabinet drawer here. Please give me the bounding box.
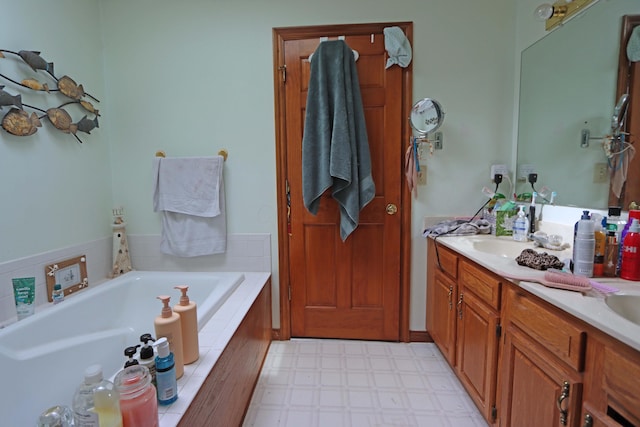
[602,346,640,423]
[434,242,458,279]
[505,286,586,371]
[459,260,501,310]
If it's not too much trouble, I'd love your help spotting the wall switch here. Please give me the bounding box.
[490,164,508,180]
[593,162,608,183]
[418,165,427,185]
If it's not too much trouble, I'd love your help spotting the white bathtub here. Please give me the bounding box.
[0,271,245,427]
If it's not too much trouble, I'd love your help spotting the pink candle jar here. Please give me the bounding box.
[114,365,159,427]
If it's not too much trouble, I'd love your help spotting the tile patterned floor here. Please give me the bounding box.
[243,339,489,427]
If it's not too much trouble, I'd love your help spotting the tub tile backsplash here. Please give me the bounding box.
[0,233,271,326]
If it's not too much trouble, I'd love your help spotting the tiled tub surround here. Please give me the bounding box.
[0,233,271,326]
[0,270,271,426]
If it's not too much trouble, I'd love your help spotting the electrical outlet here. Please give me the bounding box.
[490,164,508,180]
[518,164,536,182]
[593,162,608,183]
[418,166,427,185]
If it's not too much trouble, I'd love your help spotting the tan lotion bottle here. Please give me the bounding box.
[154,295,184,379]
[173,285,199,364]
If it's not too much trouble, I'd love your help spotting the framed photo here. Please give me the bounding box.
[45,255,89,302]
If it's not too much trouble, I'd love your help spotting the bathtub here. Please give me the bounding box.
[0,271,245,427]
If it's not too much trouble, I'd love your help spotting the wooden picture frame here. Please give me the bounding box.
[45,255,88,302]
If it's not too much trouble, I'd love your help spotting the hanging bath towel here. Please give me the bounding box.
[302,39,375,241]
[152,156,226,257]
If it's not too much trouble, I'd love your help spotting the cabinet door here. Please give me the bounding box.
[499,326,582,427]
[456,289,499,422]
[429,269,457,365]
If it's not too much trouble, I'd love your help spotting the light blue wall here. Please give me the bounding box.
[0,0,111,262]
[2,0,520,330]
[100,0,517,330]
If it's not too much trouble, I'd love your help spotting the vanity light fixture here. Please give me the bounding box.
[535,0,598,31]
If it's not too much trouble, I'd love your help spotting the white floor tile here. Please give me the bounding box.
[243,340,489,427]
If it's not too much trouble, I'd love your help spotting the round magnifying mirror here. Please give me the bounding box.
[410,98,445,136]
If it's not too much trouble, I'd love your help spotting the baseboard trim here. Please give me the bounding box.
[271,329,431,342]
[409,330,432,342]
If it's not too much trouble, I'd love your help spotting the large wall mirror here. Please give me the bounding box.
[517,0,640,210]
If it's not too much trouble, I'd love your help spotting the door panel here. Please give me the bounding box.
[278,24,411,340]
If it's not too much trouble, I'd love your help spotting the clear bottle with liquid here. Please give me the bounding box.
[72,364,123,427]
[512,205,529,242]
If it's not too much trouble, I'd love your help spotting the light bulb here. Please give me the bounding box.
[534,3,554,20]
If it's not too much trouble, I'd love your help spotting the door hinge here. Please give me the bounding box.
[491,406,497,422]
[496,323,502,338]
[278,65,287,83]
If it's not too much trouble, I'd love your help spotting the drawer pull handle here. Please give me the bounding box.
[448,285,453,310]
[457,293,463,319]
[556,381,570,426]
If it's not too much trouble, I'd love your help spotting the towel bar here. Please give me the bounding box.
[155,150,228,161]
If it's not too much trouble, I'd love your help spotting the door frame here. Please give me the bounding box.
[272,22,414,341]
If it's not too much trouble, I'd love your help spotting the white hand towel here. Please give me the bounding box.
[152,156,226,257]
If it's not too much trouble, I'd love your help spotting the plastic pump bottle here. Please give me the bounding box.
[173,285,199,364]
[139,334,157,386]
[154,295,184,379]
[512,205,529,242]
[124,345,140,368]
[620,218,640,281]
[72,364,123,427]
[154,337,178,405]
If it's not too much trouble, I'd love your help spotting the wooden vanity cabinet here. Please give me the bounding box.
[581,332,640,427]
[498,285,586,427]
[427,239,640,427]
[426,239,502,423]
[456,259,502,422]
[426,239,458,365]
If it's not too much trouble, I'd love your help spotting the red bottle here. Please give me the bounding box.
[620,219,640,281]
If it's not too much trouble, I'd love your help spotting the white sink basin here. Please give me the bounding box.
[605,294,640,326]
[470,238,532,258]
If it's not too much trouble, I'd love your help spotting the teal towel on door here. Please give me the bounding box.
[627,26,640,62]
[302,40,375,241]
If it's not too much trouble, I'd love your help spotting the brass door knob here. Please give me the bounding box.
[386,203,398,215]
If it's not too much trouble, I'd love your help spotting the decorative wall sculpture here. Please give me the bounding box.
[0,49,100,143]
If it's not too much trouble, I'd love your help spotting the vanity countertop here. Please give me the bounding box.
[430,231,640,353]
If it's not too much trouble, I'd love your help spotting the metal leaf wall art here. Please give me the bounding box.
[0,49,100,144]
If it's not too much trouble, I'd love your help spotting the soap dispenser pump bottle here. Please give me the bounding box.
[512,205,529,242]
[173,285,199,364]
[124,345,140,368]
[154,295,184,379]
[138,334,157,387]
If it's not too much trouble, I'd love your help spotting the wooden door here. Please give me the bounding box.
[610,15,640,208]
[273,23,412,341]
